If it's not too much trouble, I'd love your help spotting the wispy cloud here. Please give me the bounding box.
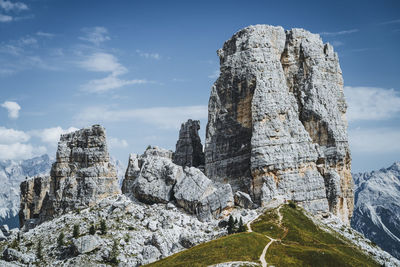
[0,13,11,22]
[75,105,208,129]
[208,69,220,79]
[79,52,150,93]
[349,127,400,154]
[344,86,400,122]
[108,137,129,149]
[379,19,400,25]
[36,31,55,38]
[79,52,126,75]
[1,101,21,119]
[319,29,359,37]
[331,40,344,47]
[30,126,78,146]
[0,0,28,12]
[136,49,161,60]
[79,27,110,46]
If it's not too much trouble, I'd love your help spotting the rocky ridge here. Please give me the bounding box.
[205,25,353,224]
[351,162,400,260]
[122,146,234,221]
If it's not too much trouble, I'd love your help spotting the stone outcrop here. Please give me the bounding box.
[205,25,353,224]
[173,119,205,168]
[122,146,233,221]
[19,125,121,228]
[19,176,51,229]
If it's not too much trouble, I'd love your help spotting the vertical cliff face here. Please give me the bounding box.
[19,176,51,229]
[173,119,205,168]
[19,125,121,228]
[205,25,353,224]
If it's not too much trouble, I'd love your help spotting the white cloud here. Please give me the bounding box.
[344,86,400,122]
[36,31,54,38]
[0,143,46,160]
[108,137,128,149]
[319,29,359,37]
[349,127,400,154]
[331,40,344,47]
[0,126,46,161]
[79,27,110,46]
[0,13,12,22]
[1,101,21,119]
[0,126,29,144]
[30,126,78,146]
[76,105,208,129]
[136,49,160,60]
[79,53,150,93]
[79,53,127,75]
[0,0,28,12]
[82,76,149,93]
[208,69,220,79]
[379,19,400,25]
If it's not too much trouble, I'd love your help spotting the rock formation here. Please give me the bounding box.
[19,176,51,229]
[205,25,353,224]
[173,119,205,168]
[122,146,233,221]
[19,125,121,228]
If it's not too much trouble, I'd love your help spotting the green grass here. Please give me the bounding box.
[146,232,269,267]
[147,204,379,267]
[264,205,379,267]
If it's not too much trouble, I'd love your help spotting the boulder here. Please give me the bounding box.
[73,235,103,254]
[234,191,254,209]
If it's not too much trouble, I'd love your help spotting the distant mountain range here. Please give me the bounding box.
[0,154,125,229]
[352,161,400,260]
[0,154,52,228]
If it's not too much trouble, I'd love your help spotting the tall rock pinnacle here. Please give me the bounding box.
[19,125,121,228]
[173,119,205,168]
[205,25,353,224]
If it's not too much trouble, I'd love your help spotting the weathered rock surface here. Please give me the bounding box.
[173,119,205,168]
[2,248,36,264]
[19,125,121,228]
[205,24,353,224]
[352,162,400,260]
[73,235,103,254]
[19,175,51,229]
[2,194,256,266]
[234,191,254,209]
[122,146,233,221]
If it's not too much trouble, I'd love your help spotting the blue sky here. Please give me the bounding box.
[0,0,399,172]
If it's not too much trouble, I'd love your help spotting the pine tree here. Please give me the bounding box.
[100,219,107,235]
[227,215,235,234]
[89,224,96,235]
[36,240,43,260]
[238,217,246,232]
[109,239,120,264]
[57,232,65,247]
[73,224,80,238]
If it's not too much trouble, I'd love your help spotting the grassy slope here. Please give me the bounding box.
[263,206,379,267]
[147,205,379,267]
[147,232,269,267]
